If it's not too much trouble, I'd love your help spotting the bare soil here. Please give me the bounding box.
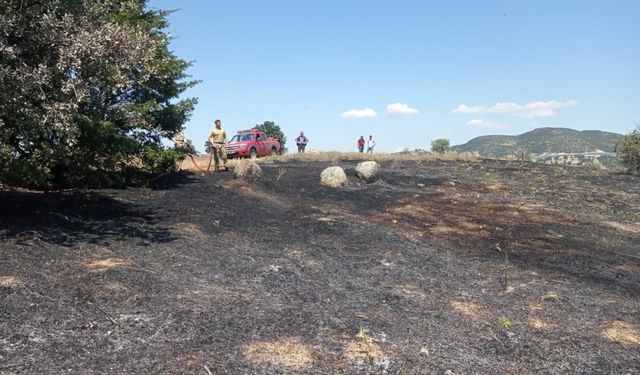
[1,159,639,374]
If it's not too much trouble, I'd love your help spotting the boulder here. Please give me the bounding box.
[355,161,380,183]
[234,160,263,178]
[320,166,347,188]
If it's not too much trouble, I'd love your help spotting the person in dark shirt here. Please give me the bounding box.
[295,131,309,153]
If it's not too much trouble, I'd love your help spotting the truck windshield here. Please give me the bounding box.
[230,134,254,142]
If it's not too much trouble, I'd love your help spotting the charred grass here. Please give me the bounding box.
[0,158,638,374]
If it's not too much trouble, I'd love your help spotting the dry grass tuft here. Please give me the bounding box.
[527,303,545,312]
[540,291,560,302]
[450,300,483,320]
[285,248,323,269]
[243,337,314,370]
[84,257,132,271]
[614,264,640,273]
[98,282,130,295]
[528,317,555,330]
[605,221,640,235]
[178,155,240,172]
[601,321,640,345]
[261,151,479,164]
[343,341,384,361]
[175,222,205,237]
[178,151,479,171]
[394,284,428,304]
[0,276,23,288]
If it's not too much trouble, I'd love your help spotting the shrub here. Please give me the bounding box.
[617,129,640,174]
[140,145,188,174]
[431,139,450,153]
[0,0,198,189]
[512,148,531,162]
[583,158,605,171]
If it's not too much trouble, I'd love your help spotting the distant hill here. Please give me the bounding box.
[451,127,623,158]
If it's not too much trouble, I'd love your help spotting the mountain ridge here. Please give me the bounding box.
[451,127,622,157]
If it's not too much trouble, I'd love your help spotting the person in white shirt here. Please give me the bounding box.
[367,135,376,153]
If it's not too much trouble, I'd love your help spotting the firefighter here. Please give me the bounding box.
[208,119,228,171]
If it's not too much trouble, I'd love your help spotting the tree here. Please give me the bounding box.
[255,121,287,153]
[431,138,450,153]
[617,126,640,174]
[0,0,198,188]
[204,140,213,154]
[512,148,531,162]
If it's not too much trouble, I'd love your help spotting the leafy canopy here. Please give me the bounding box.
[431,138,450,153]
[0,0,198,188]
[617,126,640,174]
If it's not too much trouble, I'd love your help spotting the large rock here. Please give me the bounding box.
[320,166,347,188]
[234,160,263,178]
[355,161,380,183]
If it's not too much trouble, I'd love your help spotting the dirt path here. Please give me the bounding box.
[1,160,638,374]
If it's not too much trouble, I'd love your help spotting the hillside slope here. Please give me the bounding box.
[452,127,622,157]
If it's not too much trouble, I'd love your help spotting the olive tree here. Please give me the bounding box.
[617,126,640,174]
[0,0,198,188]
[430,138,450,153]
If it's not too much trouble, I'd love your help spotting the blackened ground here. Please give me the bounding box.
[1,159,639,374]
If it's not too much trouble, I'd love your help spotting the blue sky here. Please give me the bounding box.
[149,0,639,152]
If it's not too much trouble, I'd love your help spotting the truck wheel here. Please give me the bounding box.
[270,147,277,156]
[249,148,257,159]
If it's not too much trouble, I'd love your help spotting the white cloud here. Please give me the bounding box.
[452,100,577,118]
[340,108,378,119]
[465,119,509,129]
[386,102,419,116]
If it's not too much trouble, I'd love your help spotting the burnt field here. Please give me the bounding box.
[1,158,639,374]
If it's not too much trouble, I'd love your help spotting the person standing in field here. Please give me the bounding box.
[357,136,365,153]
[295,131,309,153]
[367,135,376,153]
[208,119,228,171]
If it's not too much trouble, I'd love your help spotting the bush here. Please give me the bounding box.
[431,139,450,153]
[583,158,605,171]
[204,140,213,154]
[140,145,188,174]
[617,129,640,174]
[0,0,197,189]
[512,148,531,162]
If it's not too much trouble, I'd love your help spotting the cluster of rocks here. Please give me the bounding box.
[231,160,381,188]
[321,161,380,188]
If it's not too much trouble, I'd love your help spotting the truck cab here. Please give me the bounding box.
[224,129,281,158]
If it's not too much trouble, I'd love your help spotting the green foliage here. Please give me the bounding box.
[0,0,198,188]
[617,129,640,174]
[204,140,213,154]
[498,316,513,330]
[582,158,605,171]
[430,138,450,153]
[512,148,531,162]
[255,121,287,153]
[356,326,374,346]
[595,236,623,250]
[140,145,187,173]
[451,127,622,158]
